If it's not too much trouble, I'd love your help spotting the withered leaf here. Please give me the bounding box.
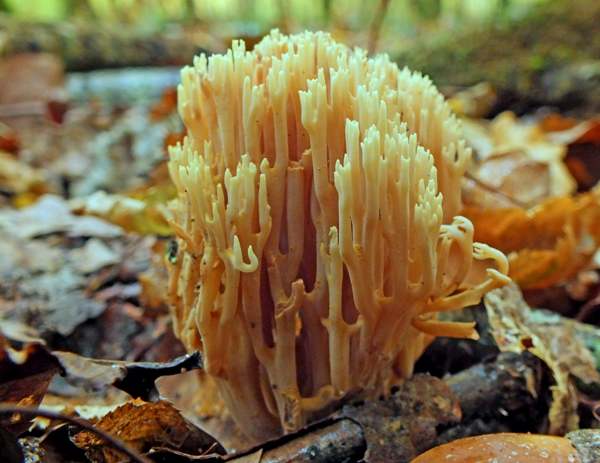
[53,350,203,401]
[70,189,173,236]
[0,123,20,154]
[71,399,224,463]
[0,195,122,240]
[463,187,600,289]
[0,53,64,107]
[463,111,576,200]
[69,238,120,274]
[484,284,600,434]
[0,151,48,199]
[15,267,106,337]
[0,343,60,435]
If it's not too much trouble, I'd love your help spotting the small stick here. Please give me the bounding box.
[0,404,152,463]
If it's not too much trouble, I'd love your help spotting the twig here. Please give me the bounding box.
[0,404,152,463]
[368,0,391,55]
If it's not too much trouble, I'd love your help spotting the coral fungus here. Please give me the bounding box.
[167,30,510,438]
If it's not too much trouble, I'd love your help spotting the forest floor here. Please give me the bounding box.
[1,24,600,463]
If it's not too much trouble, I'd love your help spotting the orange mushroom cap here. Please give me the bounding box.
[412,433,581,463]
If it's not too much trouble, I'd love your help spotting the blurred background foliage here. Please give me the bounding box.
[1,0,548,39]
[0,0,598,114]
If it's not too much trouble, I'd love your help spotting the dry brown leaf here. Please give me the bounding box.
[69,238,120,274]
[0,194,123,239]
[472,151,551,207]
[484,284,600,434]
[0,53,65,106]
[540,113,579,133]
[463,111,576,201]
[138,240,169,311]
[447,82,497,118]
[548,118,600,146]
[0,151,49,200]
[70,187,173,237]
[0,343,60,434]
[149,87,178,122]
[0,123,20,154]
[71,399,224,463]
[463,187,600,289]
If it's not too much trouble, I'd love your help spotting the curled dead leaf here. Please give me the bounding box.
[53,350,203,401]
[0,343,60,434]
[70,189,173,236]
[463,187,600,289]
[463,111,576,202]
[71,399,224,463]
[0,151,49,201]
[484,284,600,434]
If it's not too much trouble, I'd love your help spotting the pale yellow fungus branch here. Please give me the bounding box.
[167,30,510,440]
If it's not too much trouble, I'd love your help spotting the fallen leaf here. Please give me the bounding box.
[0,195,122,240]
[138,240,169,312]
[0,53,65,107]
[447,82,497,118]
[16,267,106,336]
[463,187,600,289]
[71,399,224,463]
[0,123,20,154]
[463,111,576,201]
[53,350,203,401]
[0,320,44,345]
[69,239,120,274]
[0,151,49,199]
[70,189,172,236]
[149,87,178,122]
[472,151,551,207]
[0,235,63,275]
[485,284,600,434]
[66,105,176,198]
[0,343,60,435]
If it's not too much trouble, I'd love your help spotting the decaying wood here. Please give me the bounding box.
[338,374,461,463]
[439,352,547,445]
[228,418,366,463]
[236,353,546,463]
[446,352,545,426]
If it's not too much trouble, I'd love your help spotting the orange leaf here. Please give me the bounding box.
[463,188,600,289]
